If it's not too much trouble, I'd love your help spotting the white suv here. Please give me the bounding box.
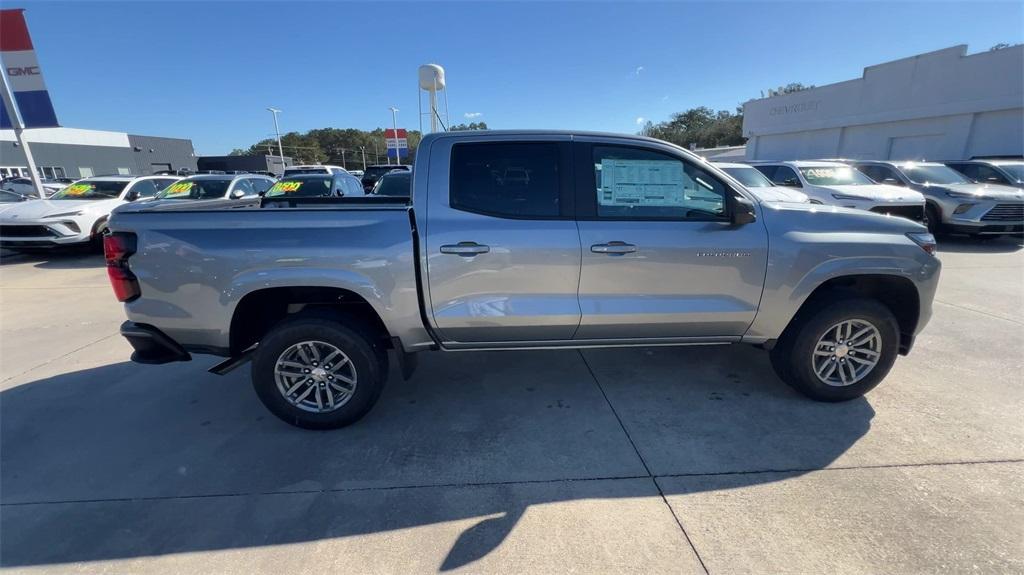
[0,175,179,251]
[282,165,349,177]
[750,160,926,222]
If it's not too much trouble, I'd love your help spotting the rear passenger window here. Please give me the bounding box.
[450,143,561,218]
[592,146,726,220]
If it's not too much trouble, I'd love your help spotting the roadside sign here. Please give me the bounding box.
[385,128,408,159]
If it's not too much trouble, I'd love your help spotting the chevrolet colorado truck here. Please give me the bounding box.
[106,131,941,429]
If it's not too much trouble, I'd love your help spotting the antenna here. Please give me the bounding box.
[418,64,449,133]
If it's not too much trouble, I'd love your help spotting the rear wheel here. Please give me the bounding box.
[251,318,387,429]
[770,298,899,402]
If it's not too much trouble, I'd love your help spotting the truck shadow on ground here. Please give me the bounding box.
[935,234,1023,254]
[1,345,873,571]
[0,249,104,269]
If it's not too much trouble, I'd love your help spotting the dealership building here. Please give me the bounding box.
[0,127,197,180]
[741,44,1024,161]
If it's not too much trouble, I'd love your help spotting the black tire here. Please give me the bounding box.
[251,318,387,429]
[925,203,944,236]
[770,298,899,402]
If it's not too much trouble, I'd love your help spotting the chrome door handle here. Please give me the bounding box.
[591,242,637,254]
[440,242,490,256]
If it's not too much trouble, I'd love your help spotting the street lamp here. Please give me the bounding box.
[266,107,285,173]
[359,146,367,170]
[389,106,400,166]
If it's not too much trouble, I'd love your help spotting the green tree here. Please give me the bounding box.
[450,121,489,131]
[642,106,744,149]
[237,127,424,166]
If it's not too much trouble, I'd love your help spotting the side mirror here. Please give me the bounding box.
[258,191,266,197]
[883,177,900,185]
[731,195,757,225]
[126,191,140,201]
[782,178,801,187]
[230,189,246,199]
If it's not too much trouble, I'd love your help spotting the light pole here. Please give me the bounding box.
[359,146,367,170]
[266,107,285,173]
[389,106,400,166]
[373,140,379,164]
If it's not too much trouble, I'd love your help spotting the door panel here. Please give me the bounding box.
[424,139,581,343]
[574,140,769,339]
[576,220,767,338]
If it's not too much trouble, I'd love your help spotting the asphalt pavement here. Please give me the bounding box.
[1,236,1022,574]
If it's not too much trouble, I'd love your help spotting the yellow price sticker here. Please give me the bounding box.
[163,182,194,197]
[269,181,302,194]
[64,184,93,196]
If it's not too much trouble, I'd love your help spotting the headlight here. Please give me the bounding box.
[44,211,83,218]
[831,193,871,201]
[945,191,992,200]
[906,232,936,256]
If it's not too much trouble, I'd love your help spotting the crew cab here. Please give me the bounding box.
[107,131,940,429]
[750,160,926,222]
[0,174,179,251]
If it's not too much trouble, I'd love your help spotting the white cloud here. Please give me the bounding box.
[463,112,482,119]
[661,95,670,102]
[635,66,644,76]
[635,116,646,126]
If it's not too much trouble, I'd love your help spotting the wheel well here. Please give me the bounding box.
[229,287,391,355]
[791,274,920,354]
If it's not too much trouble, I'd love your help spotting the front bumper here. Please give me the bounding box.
[0,220,93,247]
[120,321,192,364]
[944,201,1024,234]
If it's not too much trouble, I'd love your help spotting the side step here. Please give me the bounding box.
[208,349,255,375]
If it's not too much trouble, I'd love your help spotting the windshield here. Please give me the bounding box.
[374,173,411,196]
[900,165,969,185]
[798,166,875,186]
[0,189,29,202]
[283,167,330,176]
[157,179,231,200]
[265,176,333,197]
[722,166,773,188]
[998,164,1024,183]
[49,180,127,200]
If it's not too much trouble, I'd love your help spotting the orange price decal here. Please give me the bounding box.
[163,182,194,197]
[64,184,93,196]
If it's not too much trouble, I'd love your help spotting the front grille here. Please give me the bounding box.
[0,225,57,238]
[870,205,925,222]
[981,204,1024,222]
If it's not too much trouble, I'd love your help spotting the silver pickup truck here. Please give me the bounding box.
[106,131,941,429]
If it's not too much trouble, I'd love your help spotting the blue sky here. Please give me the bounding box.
[18,1,1024,154]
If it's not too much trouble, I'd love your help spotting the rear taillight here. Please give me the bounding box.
[103,232,140,302]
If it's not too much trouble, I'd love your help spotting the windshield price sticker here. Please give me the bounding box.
[805,168,844,179]
[598,159,687,207]
[64,184,94,196]
[269,181,302,193]
[163,182,194,197]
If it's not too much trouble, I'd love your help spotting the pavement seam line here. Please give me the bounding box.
[577,350,711,575]
[933,299,1023,326]
[2,331,120,382]
[3,458,1021,508]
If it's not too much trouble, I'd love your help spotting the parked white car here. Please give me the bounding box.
[154,174,275,200]
[0,175,179,251]
[0,177,68,197]
[715,163,810,203]
[282,165,350,177]
[750,160,927,222]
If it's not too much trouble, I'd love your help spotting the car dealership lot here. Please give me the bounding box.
[1,240,1022,573]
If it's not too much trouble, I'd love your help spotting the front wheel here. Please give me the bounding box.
[925,203,944,236]
[251,318,387,429]
[770,298,899,402]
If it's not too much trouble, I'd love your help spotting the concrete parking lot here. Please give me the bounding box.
[1,238,1022,574]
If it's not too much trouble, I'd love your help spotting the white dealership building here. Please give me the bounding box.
[741,44,1024,161]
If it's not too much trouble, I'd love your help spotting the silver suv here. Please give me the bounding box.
[854,161,1024,237]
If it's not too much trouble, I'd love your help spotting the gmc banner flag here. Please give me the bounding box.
[0,9,59,128]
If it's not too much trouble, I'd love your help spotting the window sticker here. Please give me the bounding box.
[269,181,302,193]
[597,159,687,207]
[162,182,194,197]
[804,168,842,179]
[63,184,94,196]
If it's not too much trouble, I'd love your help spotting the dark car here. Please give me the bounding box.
[264,173,365,198]
[371,170,412,197]
[361,164,410,192]
[944,159,1024,190]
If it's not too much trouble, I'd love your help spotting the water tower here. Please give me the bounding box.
[418,64,450,133]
